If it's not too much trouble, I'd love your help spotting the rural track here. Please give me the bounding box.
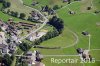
[61,28,79,49]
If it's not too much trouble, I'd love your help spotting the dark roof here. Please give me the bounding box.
[82,31,89,35]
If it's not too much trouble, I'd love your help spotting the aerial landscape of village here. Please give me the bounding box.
[0,0,100,66]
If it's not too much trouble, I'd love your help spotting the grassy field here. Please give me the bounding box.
[42,56,100,66]
[80,0,96,13]
[23,0,68,9]
[93,0,100,10]
[0,11,36,24]
[40,27,76,47]
[0,11,24,22]
[33,0,100,66]
[0,0,100,66]
[6,0,35,19]
[57,3,100,49]
[0,2,23,21]
[0,3,2,8]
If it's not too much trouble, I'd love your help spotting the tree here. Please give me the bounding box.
[68,0,71,4]
[2,54,12,66]
[10,11,18,17]
[19,42,31,51]
[6,2,11,7]
[53,5,59,10]
[45,5,49,12]
[48,16,64,34]
[19,13,26,19]
[10,11,15,16]
[0,0,5,3]
[87,7,91,10]
[14,12,18,17]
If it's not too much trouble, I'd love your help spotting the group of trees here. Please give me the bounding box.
[2,54,15,66]
[48,16,64,34]
[53,5,60,10]
[15,57,28,66]
[19,42,31,52]
[19,13,26,19]
[0,0,26,19]
[0,0,11,8]
[32,16,64,45]
[6,9,26,19]
[33,28,59,45]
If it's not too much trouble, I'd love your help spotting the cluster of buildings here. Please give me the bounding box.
[0,31,16,55]
[76,48,92,61]
[0,18,45,66]
[0,19,17,55]
[20,51,45,66]
[30,11,44,22]
[0,18,37,55]
[41,6,55,15]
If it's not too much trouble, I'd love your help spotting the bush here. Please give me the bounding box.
[87,7,91,10]
[19,13,26,19]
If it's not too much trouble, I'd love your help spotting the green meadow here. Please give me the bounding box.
[0,0,100,66]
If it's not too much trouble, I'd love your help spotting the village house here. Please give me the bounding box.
[77,48,92,61]
[21,51,44,66]
[0,19,17,55]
